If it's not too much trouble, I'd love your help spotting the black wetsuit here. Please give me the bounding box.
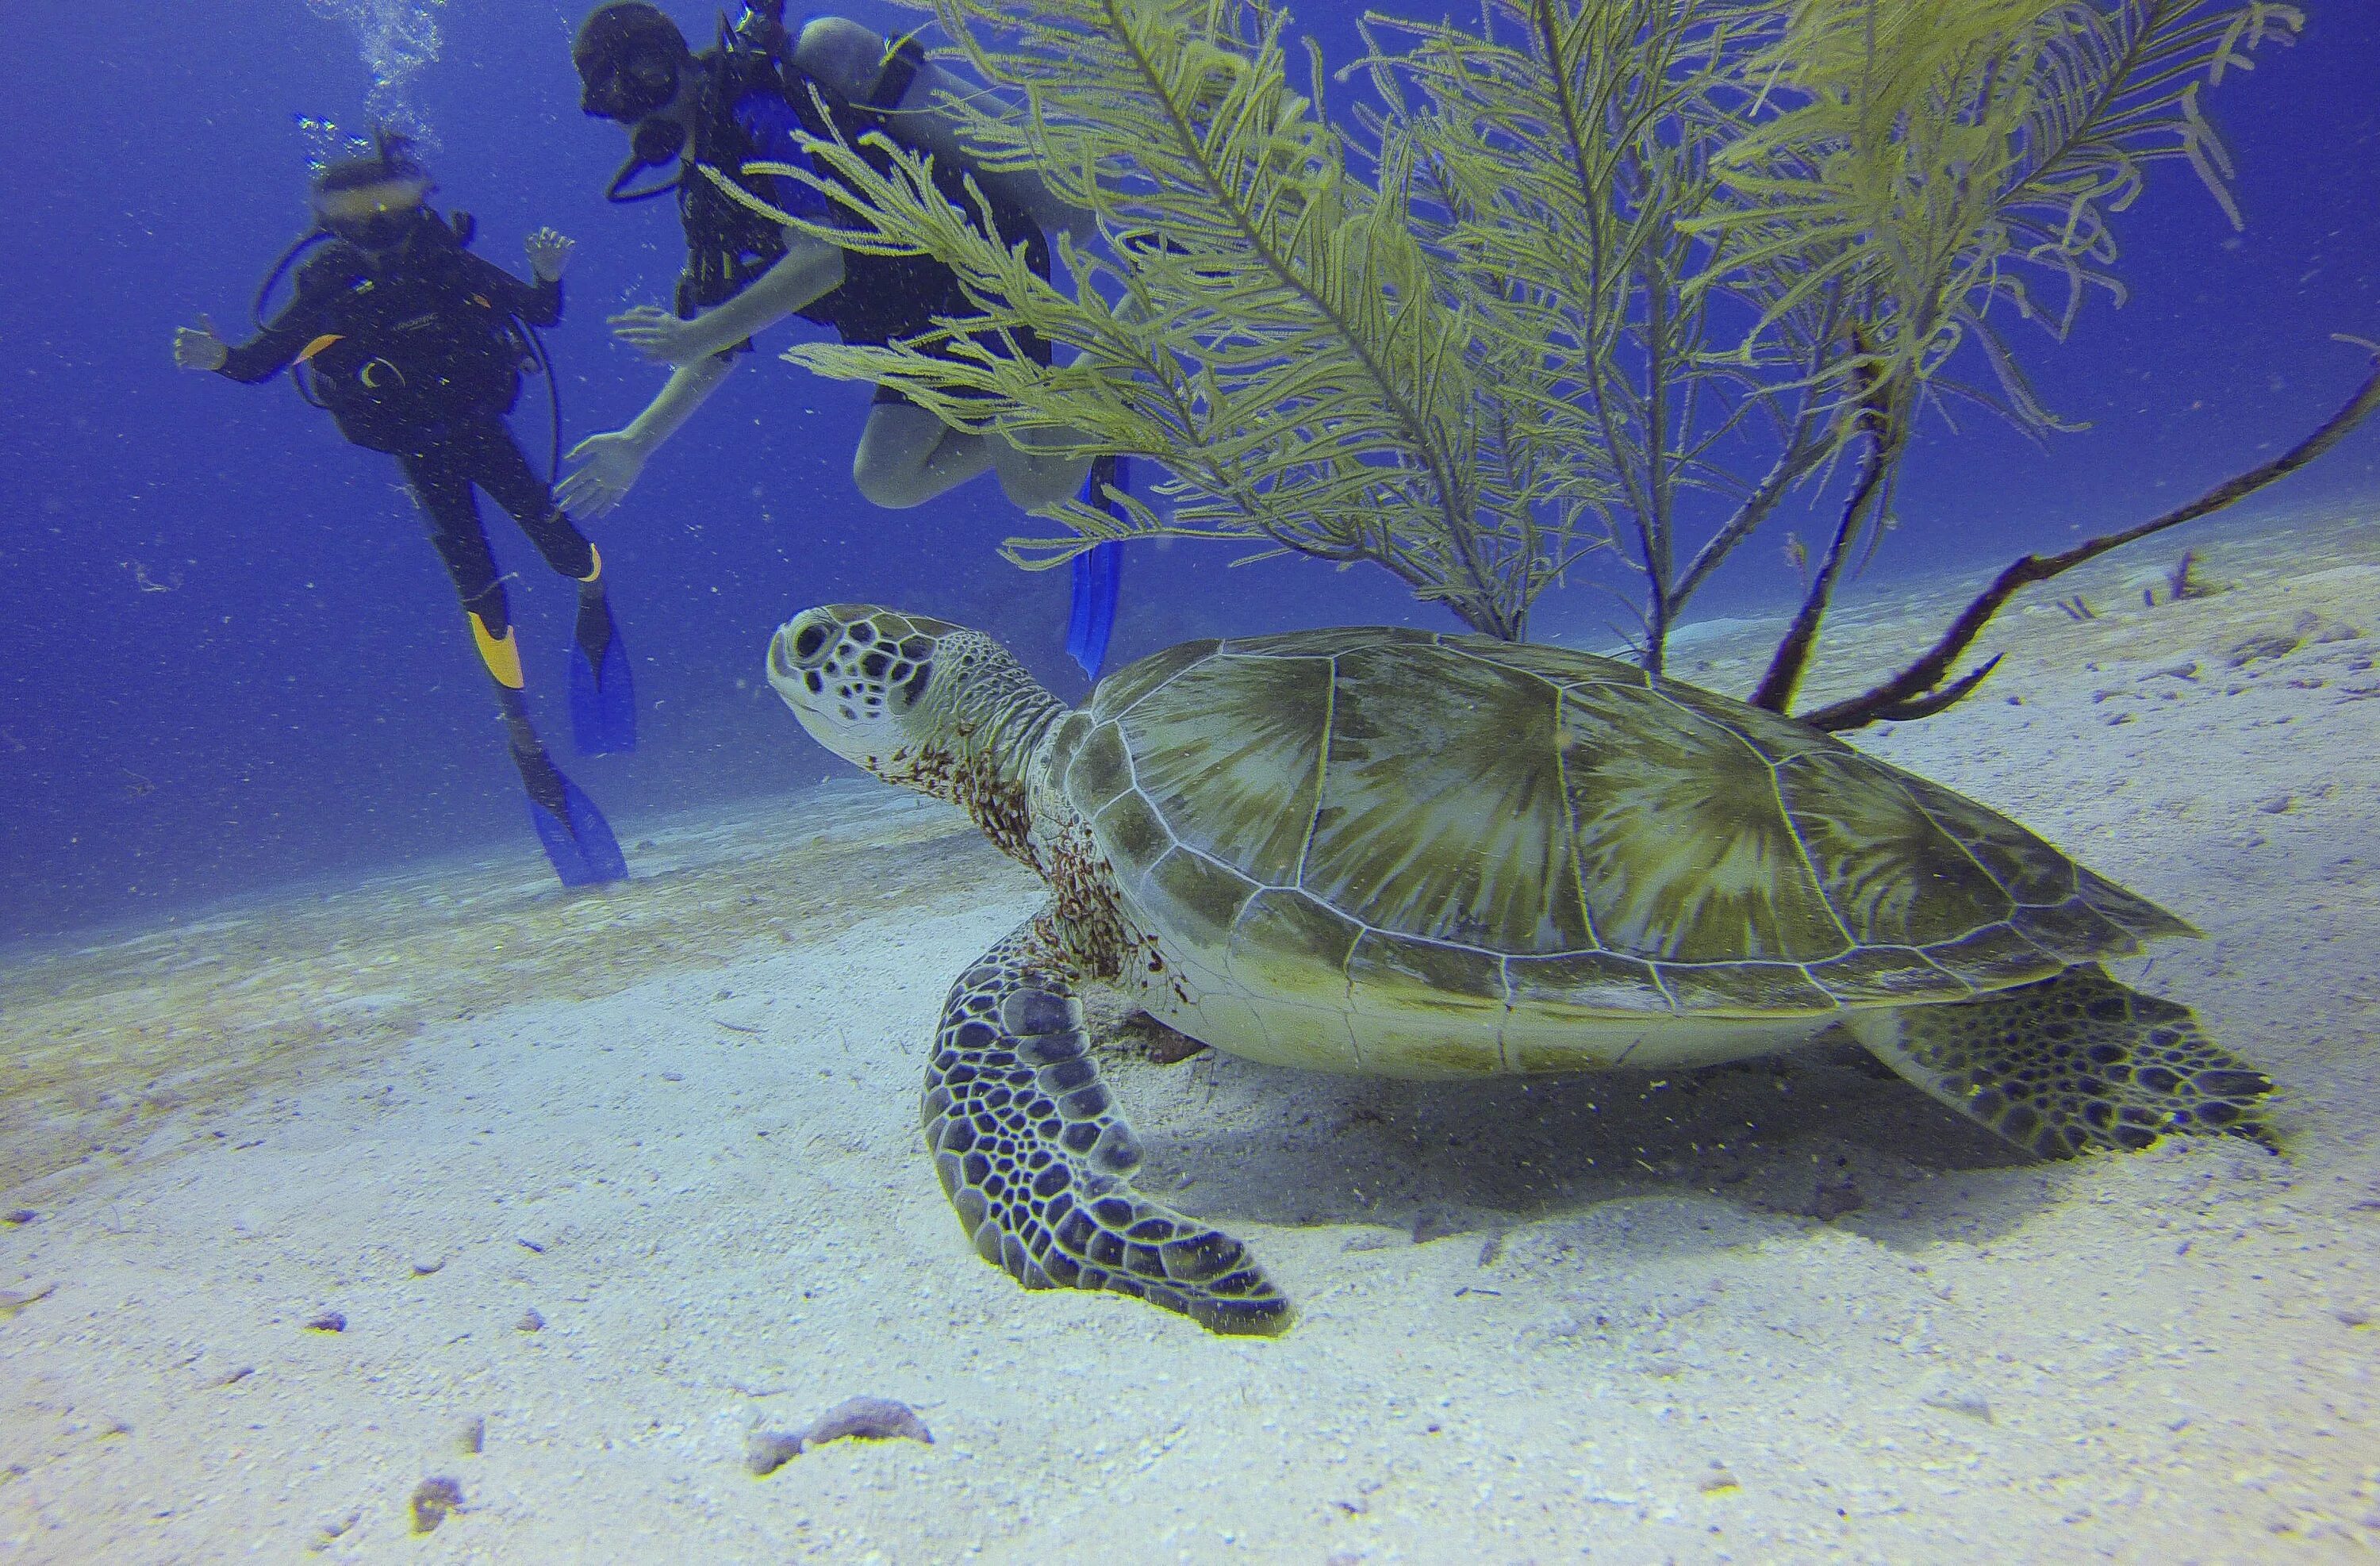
[218,216,597,643]
[218,213,624,833]
[677,39,1051,400]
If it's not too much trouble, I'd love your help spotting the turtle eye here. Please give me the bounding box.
[792,624,827,662]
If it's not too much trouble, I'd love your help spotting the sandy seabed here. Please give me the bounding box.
[3,507,2377,1564]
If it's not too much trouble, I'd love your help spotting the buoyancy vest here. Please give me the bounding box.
[676,40,1047,338]
[294,216,537,451]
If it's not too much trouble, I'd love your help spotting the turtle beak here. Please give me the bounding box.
[768,608,850,730]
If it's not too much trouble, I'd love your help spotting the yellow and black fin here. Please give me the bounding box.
[470,612,524,689]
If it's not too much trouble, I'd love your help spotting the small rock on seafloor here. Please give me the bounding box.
[1699,1462,1742,1494]
[516,1309,545,1332]
[409,1476,464,1534]
[1920,1384,1996,1423]
[459,1416,485,1456]
[1408,1203,1464,1245]
[747,1397,935,1476]
[745,1430,806,1476]
[1808,1176,1863,1220]
[304,1311,346,1333]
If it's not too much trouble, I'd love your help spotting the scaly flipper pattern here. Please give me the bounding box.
[923,914,1292,1334]
[1850,964,2274,1157]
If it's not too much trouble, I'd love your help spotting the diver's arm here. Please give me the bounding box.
[626,355,737,447]
[213,297,333,383]
[793,17,1095,240]
[509,273,564,331]
[447,229,573,330]
[688,242,843,358]
[460,251,565,331]
[610,240,844,365]
[493,228,575,327]
[524,276,563,330]
[555,355,737,517]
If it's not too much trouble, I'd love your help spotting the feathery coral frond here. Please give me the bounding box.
[736,0,2309,687]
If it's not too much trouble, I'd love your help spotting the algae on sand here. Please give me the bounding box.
[0,789,1008,1196]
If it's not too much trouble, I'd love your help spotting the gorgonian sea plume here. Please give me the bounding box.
[710,0,2372,729]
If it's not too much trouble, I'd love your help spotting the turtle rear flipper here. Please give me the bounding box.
[925,915,1294,1335]
[1846,965,2275,1158]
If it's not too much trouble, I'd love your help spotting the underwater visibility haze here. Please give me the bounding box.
[2,0,2375,935]
[2,0,2378,1559]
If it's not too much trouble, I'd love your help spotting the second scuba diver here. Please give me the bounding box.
[562,2,1130,676]
[173,133,637,889]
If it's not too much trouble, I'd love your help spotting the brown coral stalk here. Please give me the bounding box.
[1802,355,2380,732]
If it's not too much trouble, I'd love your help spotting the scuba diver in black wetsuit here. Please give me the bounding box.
[562,2,1133,675]
[173,134,635,888]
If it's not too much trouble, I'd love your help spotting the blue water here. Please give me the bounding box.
[3,0,2376,940]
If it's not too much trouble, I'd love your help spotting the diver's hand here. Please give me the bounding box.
[174,314,228,372]
[558,430,651,518]
[609,304,709,367]
[525,227,576,282]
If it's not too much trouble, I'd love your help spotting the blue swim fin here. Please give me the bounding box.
[568,605,638,755]
[1065,456,1127,681]
[526,770,629,889]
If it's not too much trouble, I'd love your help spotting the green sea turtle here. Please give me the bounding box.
[766,607,2275,1335]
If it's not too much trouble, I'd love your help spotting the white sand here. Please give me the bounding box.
[3,509,2377,1562]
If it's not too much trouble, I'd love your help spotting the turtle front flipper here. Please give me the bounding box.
[924,915,1293,1335]
[1848,965,2276,1157]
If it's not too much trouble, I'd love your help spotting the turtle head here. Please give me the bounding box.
[769,606,1067,839]
[770,605,965,770]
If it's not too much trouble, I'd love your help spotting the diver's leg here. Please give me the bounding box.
[927,911,1292,1334]
[852,397,1093,510]
[400,444,521,689]
[987,426,1096,511]
[463,420,635,754]
[956,305,1093,509]
[851,393,996,509]
[401,443,626,885]
[468,416,595,578]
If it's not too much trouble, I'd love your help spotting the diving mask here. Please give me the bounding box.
[576,16,690,202]
[581,43,681,124]
[315,175,432,250]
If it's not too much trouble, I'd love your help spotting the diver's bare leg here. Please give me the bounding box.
[853,403,1093,511]
[852,401,995,509]
[988,427,1096,511]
